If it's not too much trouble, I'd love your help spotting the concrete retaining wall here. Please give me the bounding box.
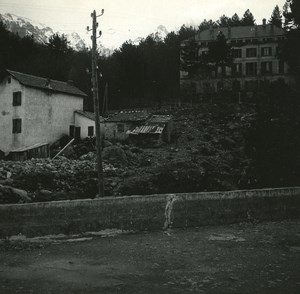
[0,187,299,238]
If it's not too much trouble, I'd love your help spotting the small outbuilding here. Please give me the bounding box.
[104,110,150,141]
[128,114,173,145]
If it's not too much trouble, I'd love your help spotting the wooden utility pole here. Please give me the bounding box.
[88,9,104,197]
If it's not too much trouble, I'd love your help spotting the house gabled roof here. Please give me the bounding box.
[106,110,150,123]
[7,70,87,97]
[75,110,104,122]
[194,24,284,42]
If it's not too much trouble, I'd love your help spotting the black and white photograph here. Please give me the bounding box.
[0,0,299,293]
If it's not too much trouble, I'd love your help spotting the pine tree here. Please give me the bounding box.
[269,5,282,27]
[231,13,241,26]
[198,19,217,32]
[217,15,231,27]
[241,9,256,26]
[207,32,232,67]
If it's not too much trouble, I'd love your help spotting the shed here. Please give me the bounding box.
[9,143,49,161]
[104,110,150,141]
[128,114,173,145]
[146,115,173,143]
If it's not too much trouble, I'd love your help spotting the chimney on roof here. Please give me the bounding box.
[262,18,266,25]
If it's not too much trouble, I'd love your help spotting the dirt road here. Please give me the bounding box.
[0,220,299,293]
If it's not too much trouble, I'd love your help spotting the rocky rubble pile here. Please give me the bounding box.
[0,143,143,203]
[0,103,257,204]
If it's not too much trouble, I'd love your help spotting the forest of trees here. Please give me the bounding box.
[0,1,299,188]
[0,2,298,111]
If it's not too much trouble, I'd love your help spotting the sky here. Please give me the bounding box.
[0,0,287,49]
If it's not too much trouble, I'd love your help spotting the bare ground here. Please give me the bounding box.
[0,220,299,293]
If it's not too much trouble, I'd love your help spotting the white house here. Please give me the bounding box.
[0,70,86,157]
[74,110,104,139]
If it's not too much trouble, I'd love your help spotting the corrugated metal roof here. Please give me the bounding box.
[195,24,284,41]
[128,124,165,135]
[7,70,87,97]
[106,110,150,122]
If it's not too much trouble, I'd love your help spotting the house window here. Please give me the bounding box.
[88,126,94,137]
[117,124,125,133]
[13,91,22,106]
[246,62,257,76]
[261,61,273,75]
[8,77,11,84]
[232,63,242,76]
[12,118,22,133]
[261,47,272,57]
[217,81,223,92]
[232,49,242,58]
[246,48,257,57]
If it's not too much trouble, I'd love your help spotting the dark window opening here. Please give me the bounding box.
[8,77,11,84]
[232,63,242,76]
[246,48,257,58]
[232,80,241,92]
[232,49,242,58]
[261,47,272,57]
[245,80,258,91]
[117,124,125,133]
[88,126,94,137]
[261,61,272,75]
[12,118,22,133]
[75,127,81,139]
[217,81,223,92]
[246,62,257,76]
[13,91,22,106]
[69,125,75,137]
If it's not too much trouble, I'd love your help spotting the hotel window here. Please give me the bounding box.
[232,49,242,58]
[12,118,22,133]
[88,126,94,137]
[261,47,272,57]
[232,63,242,76]
[246,48,257,57]
[13,91,22,106]
[246,62,257,76]
[261,61,273,75]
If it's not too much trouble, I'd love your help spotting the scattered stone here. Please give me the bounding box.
[0,184,31,204]
[208,234,246,242]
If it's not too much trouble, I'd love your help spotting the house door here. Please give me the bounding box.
[75,127,81,139]
[69,125,75,137]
